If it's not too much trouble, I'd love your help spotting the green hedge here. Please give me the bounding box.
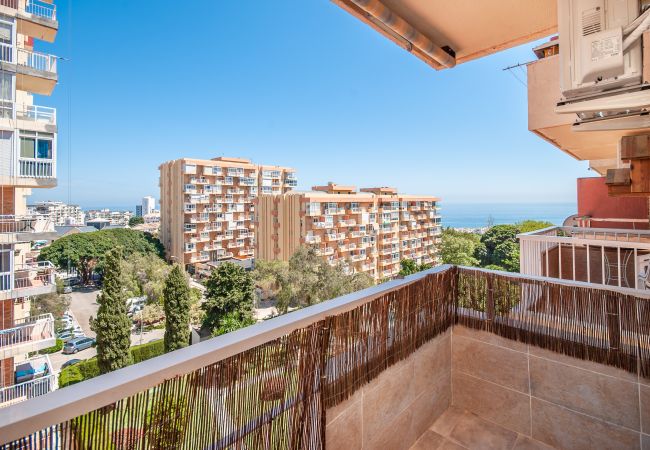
[131,340,165,364]
[58,340,165,388]
[38,338,63,355]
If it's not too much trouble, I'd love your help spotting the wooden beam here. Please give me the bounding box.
[621,135,650,160]
[605,168,631,186]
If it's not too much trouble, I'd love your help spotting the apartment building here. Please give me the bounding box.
[85,208,132,226]
[27,200,84,226]
[136,195,155,217]
[0,0,59,407]
[159,156,297,274]
[256,182,441,280]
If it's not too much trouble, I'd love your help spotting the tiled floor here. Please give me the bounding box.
[410,407,556,450]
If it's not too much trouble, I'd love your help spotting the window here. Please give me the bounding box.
[0,245,10,273]
[19,132,53,159]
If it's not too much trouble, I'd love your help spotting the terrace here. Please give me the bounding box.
[519,226,650,291]
[0,313,54,360]
[0,355,55,408]
[1,266,649,449]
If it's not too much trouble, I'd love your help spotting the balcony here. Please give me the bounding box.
[519,226,650,291]
[2,266,648,448]
[0,215,56,243]
[0,313,54,359]
[0,355,54,408]
[0,261,56,299]
[13,48,57,95]
[0,0,57,43]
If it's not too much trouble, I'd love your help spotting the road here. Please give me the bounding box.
[49,288,165,373]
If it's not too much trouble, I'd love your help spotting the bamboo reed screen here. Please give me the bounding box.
[4,266,650,449]
[456,267,650,377]
[3,323,325,450]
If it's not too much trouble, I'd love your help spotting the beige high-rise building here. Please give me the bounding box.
[256,182,441,280]
[0,0,60,406]
[159,156,297,274]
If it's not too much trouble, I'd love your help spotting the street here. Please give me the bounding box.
[49,287,165,373]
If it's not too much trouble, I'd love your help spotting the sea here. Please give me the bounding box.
[441,203,576,230]
[84,203,577,230]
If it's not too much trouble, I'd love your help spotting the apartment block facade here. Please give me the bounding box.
[159,156,297,274]
[256,183,441,280]
[0,0,59,407]
[27,201,84,226]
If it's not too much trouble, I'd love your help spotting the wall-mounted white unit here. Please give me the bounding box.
[559,0,642,99]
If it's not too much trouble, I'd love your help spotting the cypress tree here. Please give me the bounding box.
[91,247,132,374]
[163,264,191,352]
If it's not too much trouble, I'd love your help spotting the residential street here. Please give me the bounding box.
[49,287,165,374]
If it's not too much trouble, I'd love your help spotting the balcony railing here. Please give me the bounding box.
[15,103,56,124]
[0,313,54,353]
[0,355,54,408]
[17,48,57,74]
[18,157,54,178]
[519,226,650,291]
[3,268,650,448]
[24,0,56,21]
[0,215,35,233]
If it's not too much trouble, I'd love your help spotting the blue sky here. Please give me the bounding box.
[31,0,588,208]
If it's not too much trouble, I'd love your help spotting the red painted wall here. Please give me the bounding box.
[577,177,649,229]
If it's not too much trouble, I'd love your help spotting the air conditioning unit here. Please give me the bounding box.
[559,0,643,99]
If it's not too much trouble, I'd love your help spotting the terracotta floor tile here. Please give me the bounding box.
[431,406,466,437]
[410,430,446,450]
[448,413,518,450]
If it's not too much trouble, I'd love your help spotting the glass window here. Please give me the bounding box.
[0,22,12,45]
[20,137,35,158]
[37,139,52,159]
[0,247,10,273]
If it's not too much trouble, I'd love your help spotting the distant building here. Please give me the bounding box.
[159,156,297,274]
[86,219,111,230]
[256,183,441,280]
[28,201,85,226]
[85,209,133,226]
[135,205,143,217]
[142,196,156,216]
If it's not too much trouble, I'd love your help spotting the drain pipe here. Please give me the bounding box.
[349,0,456,68]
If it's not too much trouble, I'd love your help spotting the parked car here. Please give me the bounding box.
[57,331,75,343]
[60,359,82,369]
[63,286,73,294]
[62,337,95,354]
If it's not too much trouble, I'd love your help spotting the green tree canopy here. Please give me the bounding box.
[477,225,519,268]
[440,228,482,266]
[253,247,373,314]
[129,216,145,227]
[163,265,191,352]
[398,259,433,277]
[203,262,255,332]
[516,220,554,233]
[39,229,164,285]
[91,247,132,374]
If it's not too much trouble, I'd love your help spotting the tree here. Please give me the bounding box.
[129,216,144,227]
[440,228,482,266]
[203,262,255,333]
[398,259,433,277]
[39,229,164,285]
[31,291,71,319]
[477,225,519,268]
[254,247,373,314]
[212,311,255,337]
[91,247,132,374]
[121,253,171,303]
[516,220,554,233]
[163,265,191,352]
